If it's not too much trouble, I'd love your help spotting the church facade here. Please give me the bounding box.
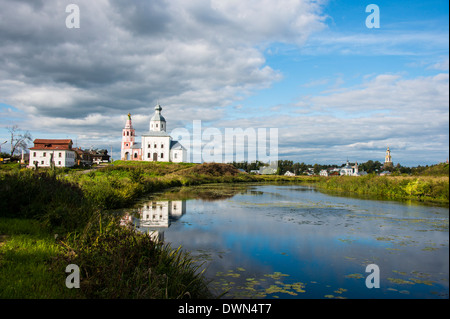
[121,104,187,163]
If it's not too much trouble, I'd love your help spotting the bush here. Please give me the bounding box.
[61,220,212,299]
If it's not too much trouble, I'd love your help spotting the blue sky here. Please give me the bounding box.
[0,0,448,166]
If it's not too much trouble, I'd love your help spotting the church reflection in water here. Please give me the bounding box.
[121,200,186,242]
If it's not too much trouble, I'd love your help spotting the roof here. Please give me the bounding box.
[29,139,73,151]
[151,104,166,122]
[151,113,166,122]
[170,140,186,150]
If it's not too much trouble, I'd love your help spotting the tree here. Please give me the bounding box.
[7,125,33,156]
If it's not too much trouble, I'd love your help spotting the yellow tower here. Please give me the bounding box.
[384,146,393,168]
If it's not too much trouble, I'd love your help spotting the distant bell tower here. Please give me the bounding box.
[121,113,136,160]
[150,104,166,132]
[384,146,393,168]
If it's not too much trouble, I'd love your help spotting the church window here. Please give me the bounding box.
[127,131,129,136]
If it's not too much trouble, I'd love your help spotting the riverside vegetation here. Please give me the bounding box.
[0,161,448,298]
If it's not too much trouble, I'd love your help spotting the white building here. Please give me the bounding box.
[121,104,187,162]
[319,169,328,176]
[340,160,366,176]
[28,139,76,168]
[284,171,295,176]
[133,200,186,242]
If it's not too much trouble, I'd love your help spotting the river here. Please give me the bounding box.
[120,183,449,299]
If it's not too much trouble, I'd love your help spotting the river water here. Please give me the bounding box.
[121,183,449,299]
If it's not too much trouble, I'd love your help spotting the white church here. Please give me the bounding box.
[121,104,187,162]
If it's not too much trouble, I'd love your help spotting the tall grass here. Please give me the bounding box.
[59,217,211,299]
[316,174,449,204]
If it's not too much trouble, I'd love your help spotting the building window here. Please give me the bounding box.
[154,144,157,148]
[33,152,36,157]
[41,161,44,164]
[127,131,129,136]
[134,153,137,159]
[174,153,177,159]
[59,152,62,158]
[43,152,46,157]
[161,144,164,148]
[58,161,61,165]
[148,153,150,158]
[156,124,158,128]
[161,153,164,159]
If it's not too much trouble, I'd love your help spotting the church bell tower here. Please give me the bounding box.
[384,146,393,168]
[121,113,136,160]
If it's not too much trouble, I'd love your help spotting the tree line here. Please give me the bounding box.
[230,160,449,176]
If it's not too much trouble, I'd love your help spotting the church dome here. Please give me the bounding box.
[151,104,166,122]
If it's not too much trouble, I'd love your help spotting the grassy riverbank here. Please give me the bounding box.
[0,161,447,298]
[315,174,449,205]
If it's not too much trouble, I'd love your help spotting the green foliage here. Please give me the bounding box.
[0,170,91,232]
[316,175,449,204]
[0,218,82,299]
[60,219,211,299]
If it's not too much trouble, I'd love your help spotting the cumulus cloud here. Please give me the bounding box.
[0,0,326,122]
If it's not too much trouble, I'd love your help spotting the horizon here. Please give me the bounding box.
[0,0,448,167]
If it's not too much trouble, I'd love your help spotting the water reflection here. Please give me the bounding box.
[120,184,449,299]
[122,200,186,242]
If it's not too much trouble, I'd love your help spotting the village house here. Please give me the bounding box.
[284,170,295,176]
[88,149,111,164]
[28,139,76,168]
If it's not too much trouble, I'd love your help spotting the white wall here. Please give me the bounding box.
[142,136,171,162]
[29,150,75,168]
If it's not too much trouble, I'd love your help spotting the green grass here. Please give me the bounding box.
[0,218,83,298]
[315,174,449,205]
